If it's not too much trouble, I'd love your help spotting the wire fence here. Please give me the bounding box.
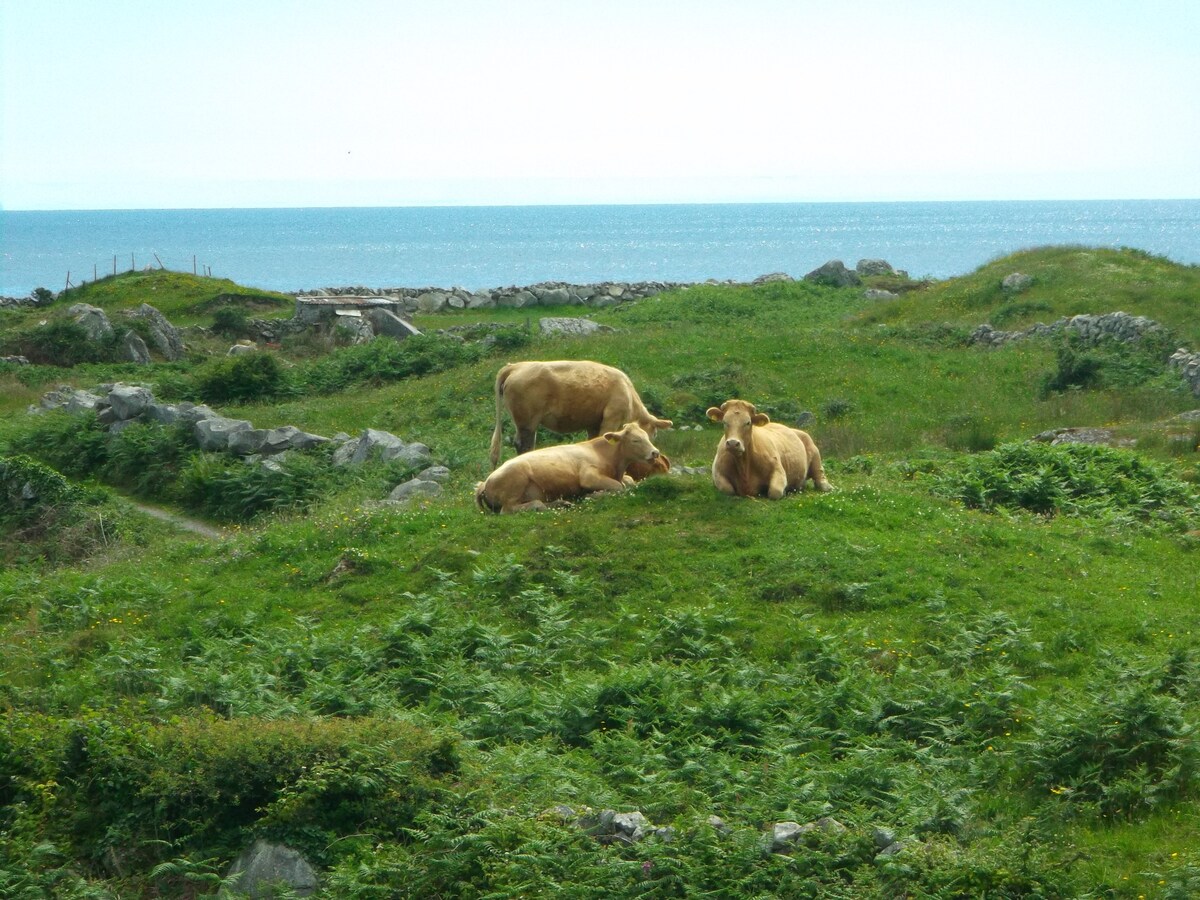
[63,253,216,292]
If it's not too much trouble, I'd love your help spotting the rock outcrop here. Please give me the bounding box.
[803,260,862,287]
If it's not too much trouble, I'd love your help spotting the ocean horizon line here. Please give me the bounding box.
[5,196,1200,215]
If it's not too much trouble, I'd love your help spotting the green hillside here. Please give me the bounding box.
[1,247,1199,898]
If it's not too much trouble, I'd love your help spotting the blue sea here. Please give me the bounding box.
[2,200,1198,298]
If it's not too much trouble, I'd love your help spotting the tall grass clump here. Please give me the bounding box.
[937,441,1200,529]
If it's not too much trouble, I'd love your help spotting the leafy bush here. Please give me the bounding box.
[659,366,744,421]
[300,333,483,394]
[937,441,1200,528]
[0,453,85,528]
[1026,679,1198,819]
[821,397,854,421]
[4,320,116,367]
[2,712,458,877]
[177,451,332,522]
[1039,344,1105,395]
[210,305,250,339]
[5,411,109,478]
[102,422,192,497]
[1039,332,1179,397]
[194,351,291,404]
[0,454,114,564]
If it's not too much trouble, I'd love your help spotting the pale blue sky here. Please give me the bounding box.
[2,0,1198,210]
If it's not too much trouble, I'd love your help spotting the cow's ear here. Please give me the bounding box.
[706,407,723,422]
[752,413,770,426]
[654,417,673,430]
[604,431,620,443]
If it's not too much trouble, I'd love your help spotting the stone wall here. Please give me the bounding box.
[969,311,1164,349]
[299,280,692,314]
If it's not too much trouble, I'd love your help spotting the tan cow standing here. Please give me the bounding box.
[707,399,833,499]
[476,422,663,514]
[489,360,672,469]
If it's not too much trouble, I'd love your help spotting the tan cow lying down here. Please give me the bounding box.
[708,399,833,499]
[489,360,672,468]
[627,452,671,481]
[476,423,663,514]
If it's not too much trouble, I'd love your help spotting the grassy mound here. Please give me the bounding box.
[1,246,1199,896]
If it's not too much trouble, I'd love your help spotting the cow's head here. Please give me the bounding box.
[605,422,662,463]
[706,399,769,458]
[626,452,671,481]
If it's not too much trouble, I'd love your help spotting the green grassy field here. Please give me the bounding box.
[1,247,1199,897]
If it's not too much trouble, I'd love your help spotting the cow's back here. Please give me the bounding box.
[507,361,636,434]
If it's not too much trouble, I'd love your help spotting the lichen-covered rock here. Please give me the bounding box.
[194,417,254,451]
[128,304,185,360]
[539,317,613,337]
[856,258,895,276]
[107,384,154,420]
[387,479,443,503]
[69,303,114,342]
[223,840,318,898]
[121,330,151,364]
[803,260,862,287]
[1002,272,1034,293]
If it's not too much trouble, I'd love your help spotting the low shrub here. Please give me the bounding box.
[1026,679,1198,819]
[1039,332,1180,397]
[102,421,192,497]
[937,441,1200,529]
[0,712,458,879]
[300,333,483,394]
[821,397,854,421]
[177,451,333,522]
[0,453,86,529]
[3,319,117,367]
[4,411,109,478]
[0,454,113,564]
[194,352,292,405]
[658,366,744,421]
[210,305,251,339]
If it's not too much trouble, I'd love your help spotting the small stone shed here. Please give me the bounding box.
[293,295,421,339]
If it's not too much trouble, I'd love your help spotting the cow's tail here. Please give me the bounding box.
[489,363,514,468]
[475,480,500,513]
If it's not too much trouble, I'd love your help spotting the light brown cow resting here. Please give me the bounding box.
[707,399,833,499]
[476,422,662,514]
[489,360,672,471]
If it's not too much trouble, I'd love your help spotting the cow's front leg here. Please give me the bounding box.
[712,468,738,496]
[578,469,626,493]
[766,468,788,500]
